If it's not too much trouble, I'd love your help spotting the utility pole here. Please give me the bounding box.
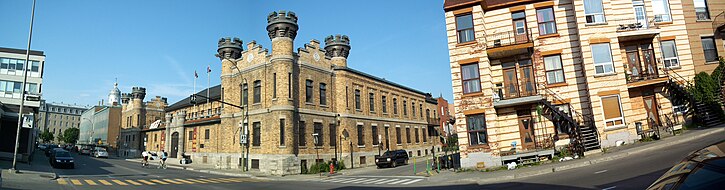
[11,0,37,172]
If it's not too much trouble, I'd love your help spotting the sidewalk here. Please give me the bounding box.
[1,151,58,190]
[429,126,725,185]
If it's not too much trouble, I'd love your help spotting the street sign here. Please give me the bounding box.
[240,134,247,144]
[312,133,319,145]
[21,114,34,128]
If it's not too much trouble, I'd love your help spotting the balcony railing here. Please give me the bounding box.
[714,11,725,32]
[626,62,661,83]
[609,17,658,32]
[485,29,533,50]
[426,117,440,126]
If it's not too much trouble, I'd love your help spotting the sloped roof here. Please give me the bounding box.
[166,84,222,112]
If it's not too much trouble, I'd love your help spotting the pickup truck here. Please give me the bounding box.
[375,150,409,168]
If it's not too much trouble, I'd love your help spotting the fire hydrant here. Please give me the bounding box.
[329,163,335,174]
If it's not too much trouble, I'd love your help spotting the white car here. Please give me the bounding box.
[94,149,108,158]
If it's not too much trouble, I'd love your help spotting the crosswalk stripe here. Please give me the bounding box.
[173,179,195,184]
[70,179,83,185]
[84,180,98,185]
[150,179,170,185]
[361,178,389,184]
[162,179,184,184]
[57,178,68,185]
[337,178,365,183]
[111,179,129,186]
[125,180,143,185]
[218,178,241,182]
[401,179,423,185]
[204,178,226,183]
[373,178,399,184]
[137,179,156,185]
[196,178,217,183]
[324,178,348,183]
[97,179,113,185]
[186,179,208,184]
[388,179,412,184]
[222,178,244,182]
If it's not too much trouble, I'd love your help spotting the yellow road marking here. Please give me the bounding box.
[150,179,170,185]
[125,180,143,185]
[57,178,68,185]
[203,178,225,183]
[70,179,83,185]
[97,179,113,185]
[111,179,128,186]
[137,179,156,185]
[173,179,195,184]
[84,180,98,185]
[219,178,242,182]
[186,179,208,184]
[162,179,184,184]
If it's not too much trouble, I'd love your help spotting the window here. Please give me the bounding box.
[372,125,378,145]
[320,83,327,105]
[204,129,210,140]
[415,128,420,143]
[591,43,614,74]
[382,96,387,113]
[403,100,407,115]
[299,121,306,146]
[354,90,361,110]
[357,124,364,146]
[273,73,277,98]
[702,37,719,62]
[329,124,336,146]
[306,80,313,103]
[242,83,248,106]
[279,119,285,146]
[461,63,481,94]
[251,159,260,169]
[396,127,402,144]
[584,0,605,24]
[455,14,475,43]
[419,104,423,118]
[467,114,487,145]
[188,131,193,140]
[253,80,261,103]
[393,98,398,114]
[537,8,556,35]
[544,55,565,84]
[653,0,672,22]
[31,61,39,72]
[661,40,679,68]
[406,128,411,143]
[412,103,416,117]
[553,104,571,134]
[601,95,625,128]
[314,123,323,146]
[695,0,710,20]
[423,128,427,142]
[369,92,375,112]
[288,73,292,98]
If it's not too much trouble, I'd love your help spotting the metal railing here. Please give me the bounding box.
[484,28,533,49]
[609,17,659,32]
[713,11,725,31]
[426,117,440,126]
[627,61,661,83]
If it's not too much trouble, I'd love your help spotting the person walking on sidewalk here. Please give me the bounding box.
[141,151,149,167]
[158,150,168,169]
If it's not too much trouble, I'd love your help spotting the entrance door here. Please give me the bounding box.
[518,59,535,97]
[385,127,390,150]
[626,47,642,80]
[513,19,529,44]
[503,67,519,98]
[641,44,657,78]
[643,95,660,129]
[517,111,536,150]
[170,132,179,158]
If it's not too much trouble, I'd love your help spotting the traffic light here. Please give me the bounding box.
[189,95,197,105]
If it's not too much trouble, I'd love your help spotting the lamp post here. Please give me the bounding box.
[334,114,340,167]
[10,0,37,172]
[227,58,250,172]
[83,118,95,145]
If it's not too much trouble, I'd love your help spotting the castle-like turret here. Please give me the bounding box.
[324,34,351,67]
[267,11,299,57]
[216,37,243,60]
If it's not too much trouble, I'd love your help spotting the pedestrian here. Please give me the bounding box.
[159,150,168,169]
[141,151,149,167]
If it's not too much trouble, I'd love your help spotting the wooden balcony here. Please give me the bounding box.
[485,29,533,59]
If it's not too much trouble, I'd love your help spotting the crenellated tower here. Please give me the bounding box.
[267,10,298,56]
[216,37,243,60]
[324,34,351,67]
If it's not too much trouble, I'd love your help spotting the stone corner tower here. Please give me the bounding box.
[216,37,243,61]
[267,10,299,56]
[324,34,351,67]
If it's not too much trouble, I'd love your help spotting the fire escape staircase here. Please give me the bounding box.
[537,86,601,155]
[664,68,724,128]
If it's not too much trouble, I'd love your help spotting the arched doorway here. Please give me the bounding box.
[170,132,179,158]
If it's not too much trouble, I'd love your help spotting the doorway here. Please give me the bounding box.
[633,1,647,29]
[170,132,179,158]
[517,110,536,150]
[643,95,660,130]
[503,58,536,99]
[512,11,529,44]
[384,126,390,151]
[625,43,657,81]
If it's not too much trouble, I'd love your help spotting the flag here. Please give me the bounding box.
[194,70,198,78]
[207,66,211,73]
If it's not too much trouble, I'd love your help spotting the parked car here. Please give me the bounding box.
[49,150,74,169]
[37,144,47,150]
[93,148,108,158]
[375,150,409,168]
[44,145,59,157]
[647,140,725,190]
[80,147,92,155]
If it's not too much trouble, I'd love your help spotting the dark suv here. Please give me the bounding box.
[375,150,409,168]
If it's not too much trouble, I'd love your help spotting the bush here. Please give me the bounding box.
[335,160,346,171]
[307,162,330,174]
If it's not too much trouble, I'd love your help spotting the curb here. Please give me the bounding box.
[471,127,724,184]
[123,159,276,181]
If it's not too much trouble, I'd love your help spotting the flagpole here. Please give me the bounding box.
[194,70,197,113]
[207,65,210,104]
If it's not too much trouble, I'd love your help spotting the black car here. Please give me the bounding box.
[647,140,725,190]
[49,150,74,169]
[44,145,59,157]
[375,150,409,168]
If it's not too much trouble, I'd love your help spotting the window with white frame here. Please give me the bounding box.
[695,0,711,20]
[601,95,625,128]
[544,55,565,84]
[591,43,614,74]
[584,0,605,24]
[661,40,679,68]
[455,14,475,43]
[461,63,481,94]
[653,0,672,22]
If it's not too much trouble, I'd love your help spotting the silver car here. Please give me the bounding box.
[94,148,108,158]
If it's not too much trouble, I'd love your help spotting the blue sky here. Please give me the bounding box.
[0,0,452,106]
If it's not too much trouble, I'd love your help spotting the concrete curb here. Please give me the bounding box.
[123,159,281,181]
[470,127,725,184]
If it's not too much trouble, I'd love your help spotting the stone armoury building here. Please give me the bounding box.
[144,10,442,175]
[443,0,725,169]
[118,85,168,158]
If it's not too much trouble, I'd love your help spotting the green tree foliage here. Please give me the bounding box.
[692,72,718,103]
[62,128,80,144]
[40,129,54,143]
[56,133,64,143]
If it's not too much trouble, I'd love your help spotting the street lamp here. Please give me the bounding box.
[10,0,37,173]
[225,57,250,172]
[83,118,95,145]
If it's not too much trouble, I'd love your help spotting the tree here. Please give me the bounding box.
[40,129,54,143]
[56,132,64,143]
[62,128,80,144]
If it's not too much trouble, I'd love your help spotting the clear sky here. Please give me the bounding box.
[0,0,452,107]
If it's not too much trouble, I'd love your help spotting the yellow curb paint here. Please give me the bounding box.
[173,179,195,184]
[57,179,68,185]
[186,179,208,184]
[70,179,83,185]
[97,179,113,185]
[162,179,184,184]
[137,179,157,185]
[84,180,98,185]
[150,179,170,185]
[111,179,128,186]
[125,180,143,185]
